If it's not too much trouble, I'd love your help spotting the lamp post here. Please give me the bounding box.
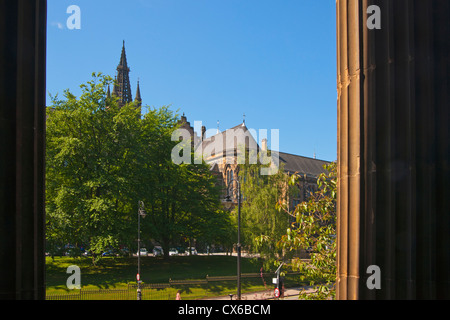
[224,178,241,301]
[137,201,146,300]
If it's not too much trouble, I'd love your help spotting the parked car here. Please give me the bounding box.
[175,246,185,255]
[102,249,117,257]
[82,250,92,257]
[119,247,130,257]
[169,248,178,256]
[153,246,163,256]
[65,245,83,257]
[137,248,148,256]
[48,246,65,257]
[187,247,198,255]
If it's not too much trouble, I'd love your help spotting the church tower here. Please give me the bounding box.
[113,40,133,107]
[135,79,142,109]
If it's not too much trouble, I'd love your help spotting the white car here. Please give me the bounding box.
[169,248,178,256]
[187,247,198,255]
[153,246,164,256]
[137,248,148,256]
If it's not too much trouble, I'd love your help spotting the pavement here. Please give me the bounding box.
[201,286,317,301]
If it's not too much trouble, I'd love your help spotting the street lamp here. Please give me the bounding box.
[137,200,146,300]
[224,178,241,301]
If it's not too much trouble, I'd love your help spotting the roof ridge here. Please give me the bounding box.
[202,122,249,141]
[277,150,331,162]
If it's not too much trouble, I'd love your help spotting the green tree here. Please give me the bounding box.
[46,73,142,263]
[278,162,337,299]
[140,138,230,258]
[46,73,234,263]
[237,152,292,267]
[176,162,230,251]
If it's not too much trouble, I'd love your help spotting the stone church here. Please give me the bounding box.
[178,115,330,210]
[111,41,330,210]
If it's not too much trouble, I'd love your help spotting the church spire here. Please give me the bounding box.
[135,79,141,101]
[119,40,128,68]
[135,78,142,108]
[113,40,133,107]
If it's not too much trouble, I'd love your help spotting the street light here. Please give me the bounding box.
[224,178,241,301]
[137,200,146,300]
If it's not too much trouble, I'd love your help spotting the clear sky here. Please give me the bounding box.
[47,0,337,162]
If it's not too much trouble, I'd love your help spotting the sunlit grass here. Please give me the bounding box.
[46,255,306,299]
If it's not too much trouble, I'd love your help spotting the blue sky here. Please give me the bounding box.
[47,0,337,161]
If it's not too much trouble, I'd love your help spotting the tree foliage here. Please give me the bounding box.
[237,153,292,268]
[46,73,230,262]
[277,162,337,299]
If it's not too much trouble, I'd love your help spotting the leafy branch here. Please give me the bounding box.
[277,162,337,300]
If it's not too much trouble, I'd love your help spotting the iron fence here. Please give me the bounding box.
[46,272,303,300]
[47,287,173,300]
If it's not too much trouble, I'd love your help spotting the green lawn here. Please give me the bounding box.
[46,255,306,300]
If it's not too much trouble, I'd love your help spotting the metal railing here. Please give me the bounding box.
[47,286,173,300]
[46,272,303,300]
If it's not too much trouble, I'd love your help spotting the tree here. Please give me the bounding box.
[136,120,228,258]
[47,73,231,262]
[175,162,231,252]
[46,73,143,263]
[237,151,292,267]
[277,162,337,299]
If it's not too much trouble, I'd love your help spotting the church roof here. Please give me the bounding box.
[196,122,259,155]
[194,120,331,178]
[276,151,330,177]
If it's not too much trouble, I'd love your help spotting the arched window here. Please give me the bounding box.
[227,168,234,187]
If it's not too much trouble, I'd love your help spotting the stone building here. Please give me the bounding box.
[108,41,331,210]
[107,41,331,209]
[178,115,331,210]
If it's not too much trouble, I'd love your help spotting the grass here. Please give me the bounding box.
[46,255,307,299]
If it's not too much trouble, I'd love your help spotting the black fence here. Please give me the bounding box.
[46,272,302,300]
